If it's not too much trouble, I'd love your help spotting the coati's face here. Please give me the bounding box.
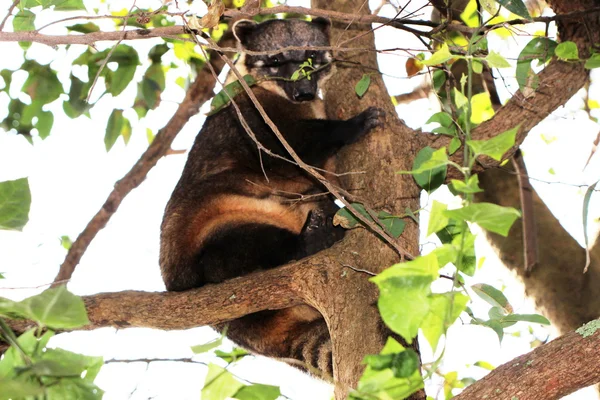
[233,18,333,103]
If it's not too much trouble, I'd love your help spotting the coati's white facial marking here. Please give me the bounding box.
[324,52,333,62]
[254,60,265,67]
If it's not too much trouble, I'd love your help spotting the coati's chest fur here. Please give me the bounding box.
[159,17,384,377]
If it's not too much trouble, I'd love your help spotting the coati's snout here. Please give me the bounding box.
[233,18,333,102]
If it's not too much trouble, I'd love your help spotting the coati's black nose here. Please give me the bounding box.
[293,91,315,102]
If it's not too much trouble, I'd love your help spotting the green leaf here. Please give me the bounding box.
[436,219,463,244]
[21,60,63,105]
[377,211,406,238]
[427,112,456,136]
[495,0,531,19]
[470,92,495,124]
[471,283,513,313]
[13,10,35,32]
[191,336,223,354]
[334,204,405,238]
[372,253,439,342]
[0,178,31,231]
[444,203,521,236]
[10,286,89,329]
[467,125,518,161]
[202,364,245,400]
[452,229,476,276]
[0,329,36,378]
[36,110,53,139]
[0,69,12,92]
[474,360,495,370]
[554,41,579,61]
[422,44,454,66]
[479,319,504,342]
[585,53,600,69]
[104,45,140,96]
[390,349,419,378]
[148,43,170,63]
[363,353,394,370]
[61,235,73,250]
[516,38,557,91]
[401,146,447,193]
[503,313,550,325]
[66,22,99,33]
[41,348,103,381]
[105,109,131,151]
[432,69,446,91]
[427,200,449,237]
[421,292,468,351]
[472,59,483,74]
[334,203,370,230]
[214,348,249,363]
[451,175,483,194]
[356,338,424,399]
[485,51,511,68]
[46,378,104,400]
[53,0,86,11]
[453,88,468,109]
[234,384,280,400]
[479,0,499,14]
[449,137,461,155]
[209,75,257,115]
[0,378,44,400]
[355,74,371,98]
[63,74,91,119]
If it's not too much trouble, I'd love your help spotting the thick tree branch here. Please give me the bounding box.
[455,319,600,400]
[3,5,600,48]
[16,258,307,335]
[0,26,189,46]
[422,59,588,179]
[51,34,234,285]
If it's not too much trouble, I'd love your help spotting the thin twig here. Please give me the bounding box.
[512,150,538,275]
[51,33,234,286]
[86,1,137,103]
[0,0,19,32]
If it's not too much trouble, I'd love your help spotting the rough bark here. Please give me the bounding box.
[455,319,600,400]
[309,0,424,397]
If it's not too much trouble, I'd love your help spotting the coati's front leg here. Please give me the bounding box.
[259,107,386,167]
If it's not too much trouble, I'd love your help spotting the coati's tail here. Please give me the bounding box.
[288,319,333,378]
[217,307,333,378]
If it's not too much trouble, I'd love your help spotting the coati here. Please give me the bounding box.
[160,17,384,376]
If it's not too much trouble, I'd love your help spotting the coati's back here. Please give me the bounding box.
[160,17,384,378]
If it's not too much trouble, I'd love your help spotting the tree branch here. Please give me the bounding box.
[422,60,588,179]
[51,34,234,285]
[455,319,600,400]
[0,26,188,46]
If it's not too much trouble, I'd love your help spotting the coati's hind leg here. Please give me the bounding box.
[216,308,333,378]
[200,223,302,284]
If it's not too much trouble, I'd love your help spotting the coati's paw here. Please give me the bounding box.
[357,107,385,133]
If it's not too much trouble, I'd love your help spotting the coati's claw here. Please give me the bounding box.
[358,107,385,132]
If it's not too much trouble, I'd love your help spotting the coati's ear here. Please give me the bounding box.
[233,19,257,47]
[311,17,331,35]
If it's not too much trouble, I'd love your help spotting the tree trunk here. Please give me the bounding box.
[310,0,424,398]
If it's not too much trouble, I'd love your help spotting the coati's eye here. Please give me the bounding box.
[269,56,280,66]
[308,51,317,60]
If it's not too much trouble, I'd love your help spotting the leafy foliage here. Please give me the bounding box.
[0,178,31,231]
[0,288,101,399]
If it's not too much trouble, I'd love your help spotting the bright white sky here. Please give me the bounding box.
[0,0,599,399]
